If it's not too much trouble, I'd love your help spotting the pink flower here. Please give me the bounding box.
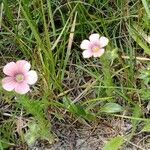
[80,33,109,58]
[2,60,38,94]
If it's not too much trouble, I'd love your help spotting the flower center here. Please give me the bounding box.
[92,46,99,52]
[15,74,24,82]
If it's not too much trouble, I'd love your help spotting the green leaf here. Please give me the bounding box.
[142,123,150,132]
[139,68,150,85]
[106,48,119,62]
[25,121,53,146]
[128,25,150,55]
[103,136,124,150]
[132,105,142,126]
[63,98,95,121]
[84,112,96,121]
[75,104,87,116]
[25,122,39,145]
[101,103,123,113]
[130,105,142,137]
[140,89,150,100]
[141,0,150,19]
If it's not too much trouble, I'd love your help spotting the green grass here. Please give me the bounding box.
[0,0,150,149]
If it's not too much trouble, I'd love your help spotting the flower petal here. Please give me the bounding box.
[2,77,16,91]
[15,82,30,94]
[3,62,17,76]
[89,33,100,42]
[82,50,93,58]
[80,40,91,50]
[93,48,105,57]
[16,60,31,73]
[26,70,38,85]
[99,36,109,48]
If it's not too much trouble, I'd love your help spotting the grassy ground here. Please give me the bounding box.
[0,0,150,149]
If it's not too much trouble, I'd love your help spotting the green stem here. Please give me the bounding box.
[101,54,113,96]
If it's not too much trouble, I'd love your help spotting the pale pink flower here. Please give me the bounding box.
[80,33,109,58]
[2,60,38,94]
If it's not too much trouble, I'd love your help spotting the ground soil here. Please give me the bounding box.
[29,118,150,150]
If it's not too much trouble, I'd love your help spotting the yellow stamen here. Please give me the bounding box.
[92,47,99,52]
[16,74,24,82]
